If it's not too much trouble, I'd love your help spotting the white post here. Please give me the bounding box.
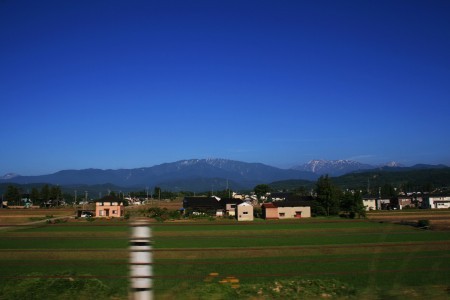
[130,219,153,300]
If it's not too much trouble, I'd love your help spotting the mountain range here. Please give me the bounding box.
[0,159,315,191]
[1,159,447,192]
[293,159,404,176]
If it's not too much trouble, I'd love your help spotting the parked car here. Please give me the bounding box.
[80,212,94,218]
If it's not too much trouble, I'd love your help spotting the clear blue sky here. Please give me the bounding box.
[1,0,449,175]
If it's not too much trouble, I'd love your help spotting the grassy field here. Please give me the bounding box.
[1,208,450,299]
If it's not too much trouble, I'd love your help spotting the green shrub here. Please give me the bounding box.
[186,277,356,300]
[168,209,182,220]
[145,207,182,222]
[0,271,113,300]
[417,219,430,228]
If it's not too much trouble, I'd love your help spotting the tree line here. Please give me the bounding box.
[2,184,62,206]
[0,184,185,207]
[254,175,366,218]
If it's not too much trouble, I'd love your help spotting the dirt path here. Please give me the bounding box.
[0,215,76,231]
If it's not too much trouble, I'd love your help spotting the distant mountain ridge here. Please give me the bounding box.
[0,159,317,191]
[293,159,377,176]
[292,159,447,177]
[1,159,447,192]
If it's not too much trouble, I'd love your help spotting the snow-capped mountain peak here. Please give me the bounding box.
[382,161,403,167]
[293,159,374,176]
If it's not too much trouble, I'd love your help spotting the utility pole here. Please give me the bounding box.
[367,178,370,195]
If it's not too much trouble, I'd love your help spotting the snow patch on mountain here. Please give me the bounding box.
[1,173,19,180]
[293,159,374,176]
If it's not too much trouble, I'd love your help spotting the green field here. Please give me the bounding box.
[1,217,450,299]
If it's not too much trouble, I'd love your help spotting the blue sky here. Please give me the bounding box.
[1,0,450,175]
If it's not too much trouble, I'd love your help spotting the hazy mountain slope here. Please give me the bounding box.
[334,166,450,191]
[0,159,317,190]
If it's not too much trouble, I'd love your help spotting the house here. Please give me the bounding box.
[276,201,311,219]
[183,196,253,220]
[183,196,223,216]
[261,201,311,219]
[183,196,245,217]
[376,198,392,210]
[236,202,254,221]
[232,192,245,200]
[261,202,278,219]
[422,196,450,209]
[95,196,125,218]
[397,196,416,209]
[362,198,377,211]
[21,194,33,208]
[222,198,244,216]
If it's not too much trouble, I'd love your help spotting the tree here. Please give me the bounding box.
[315,175,341,216]
[253,184,271,201]
[340,190,366,218]
[41,184,51,202]
[160,190,176,200]
[380,183,397,198]
[30,188,41,205]
[5,185,21,206]
[293,186,309,196]
[353,190,366,218]
[340,191,353,213]
[216,189,232,199]
[50,186,62,200]
[153,187,161,200]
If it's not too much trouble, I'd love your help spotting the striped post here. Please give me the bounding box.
[130,218,153,300]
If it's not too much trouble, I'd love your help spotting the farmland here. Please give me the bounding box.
[1,208,450,299]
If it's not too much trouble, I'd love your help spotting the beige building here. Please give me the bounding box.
[236,202,254,221]
[225,203,238,216]
[425,196,450,209]
[362,198,377,211]
[262,201,311,219]
[277,206,311,219]
[261,203,278,219]
[95,196,125,218]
